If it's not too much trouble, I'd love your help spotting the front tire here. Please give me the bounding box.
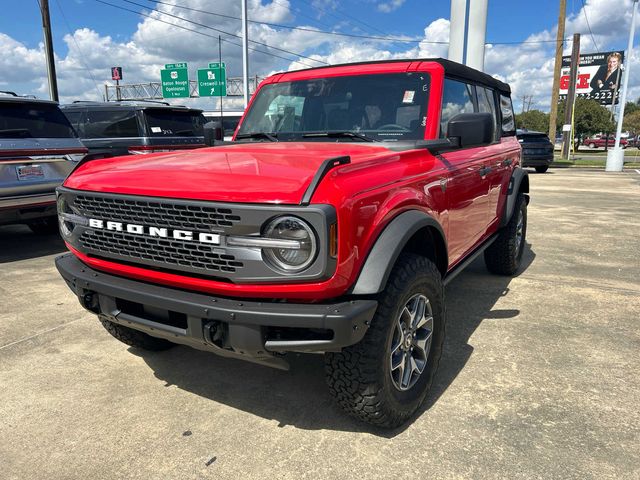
[484,193,527,275]
[325,254,445,428]
[99,318,175,351]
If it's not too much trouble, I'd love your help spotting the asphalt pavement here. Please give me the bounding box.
[1,169,639,479]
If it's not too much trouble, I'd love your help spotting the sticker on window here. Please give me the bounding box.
[402,91,415,104]
[151,127,162,133]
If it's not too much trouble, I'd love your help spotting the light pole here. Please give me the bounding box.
[241,0,249,109]
[606,0,639,172]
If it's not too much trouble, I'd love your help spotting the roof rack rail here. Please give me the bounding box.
[113,99,171,106]
[0,90,18,97]
[72,100,103,104]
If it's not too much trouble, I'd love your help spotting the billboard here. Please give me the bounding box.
[559,51,624,105]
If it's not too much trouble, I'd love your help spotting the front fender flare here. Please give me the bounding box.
[501,167,529,227]
[350,210,446,295]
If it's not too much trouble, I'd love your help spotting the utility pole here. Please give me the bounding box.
[241,0,250,108]
[607,0,639,171]
[548,0,566,142]
[40,0,59,102]
[561,33,580,160]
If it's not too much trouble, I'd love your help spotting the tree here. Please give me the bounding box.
[624,102,640,115]
[623,110,640,134]
[556,98,615,138]
[515,109,549,132]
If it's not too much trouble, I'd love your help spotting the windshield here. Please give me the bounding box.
[0,102,76,139]
[144,109,206,137]
[237,72,430,142]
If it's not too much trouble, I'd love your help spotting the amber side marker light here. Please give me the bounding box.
[329,223,338,258]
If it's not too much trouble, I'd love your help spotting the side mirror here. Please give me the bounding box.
[204,121,224,146]
[446,112,494,148]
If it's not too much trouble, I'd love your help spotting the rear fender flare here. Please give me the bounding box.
[351,210,447,295]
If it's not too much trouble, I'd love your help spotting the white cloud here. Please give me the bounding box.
[377,0,406,13]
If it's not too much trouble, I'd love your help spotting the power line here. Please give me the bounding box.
[53,0,103,99]
[296,0,389,37]
[92,0,323,67]
[580,0,600,53]
[115,0,327,64]
[147,0,427,44]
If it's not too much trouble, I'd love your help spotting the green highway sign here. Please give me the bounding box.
[165,62,187,70]
[208,62,226,69]
[197,64,227,97]
[161,67,190,98]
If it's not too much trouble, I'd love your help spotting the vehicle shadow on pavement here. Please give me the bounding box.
[138,244,536,436]
[0,225,67,263]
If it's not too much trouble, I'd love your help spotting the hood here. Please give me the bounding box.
[64,142,395,204]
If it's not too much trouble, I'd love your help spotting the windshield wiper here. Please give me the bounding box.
[302,131,377,142]
[235,132,279,142]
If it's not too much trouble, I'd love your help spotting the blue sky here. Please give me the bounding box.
[0,0,637,110]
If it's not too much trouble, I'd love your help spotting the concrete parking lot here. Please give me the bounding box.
[1,169,639,480]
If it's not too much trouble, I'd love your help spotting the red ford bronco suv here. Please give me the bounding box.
[55,59,529,428]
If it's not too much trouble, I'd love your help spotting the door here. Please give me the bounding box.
[438,79,491,264]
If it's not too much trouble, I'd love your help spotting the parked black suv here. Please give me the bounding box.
[0,92,86,233]
[61,101,207,159]
[517,129,554,173]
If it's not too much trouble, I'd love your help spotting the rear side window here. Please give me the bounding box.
[83,110,139,138]
[0,102,76,139]
[144,110,206,137]
[500,94,516,135]
[62,110,84,135]
[440,79,475,137]
[476,87,498,141]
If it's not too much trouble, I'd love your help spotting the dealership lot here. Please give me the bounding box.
[1,169,639,479]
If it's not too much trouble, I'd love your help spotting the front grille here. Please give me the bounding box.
[74,195,241,230]
[80,229,243,274]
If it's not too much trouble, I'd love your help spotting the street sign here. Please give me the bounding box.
[208,62,226,69]
[197,64,227,97]
[165,62,188,70]
[111,67,122,81]
[161,67,189,98]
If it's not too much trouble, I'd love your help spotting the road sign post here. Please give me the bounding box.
[161,63,189,98]
[197,63,227,97]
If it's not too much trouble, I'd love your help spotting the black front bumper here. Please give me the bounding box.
[56,253,377,369]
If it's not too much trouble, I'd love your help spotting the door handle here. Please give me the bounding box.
[502,158,513,167]
[479,166,492,176]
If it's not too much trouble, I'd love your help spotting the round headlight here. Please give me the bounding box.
[57,195,73,237]
[262,216,317,273]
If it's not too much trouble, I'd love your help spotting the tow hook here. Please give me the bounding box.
[203,321,224,347]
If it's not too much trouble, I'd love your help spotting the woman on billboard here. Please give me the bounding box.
[590,52,622,93]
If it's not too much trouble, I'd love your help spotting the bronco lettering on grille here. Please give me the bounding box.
[88,218,220,244]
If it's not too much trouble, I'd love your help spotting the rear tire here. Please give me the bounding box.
[28,216,59,234]
[325,253,445,428]
[484,194,527,275]
[535,165,549,173]
[99,317,175,351]
[589,142,596,149]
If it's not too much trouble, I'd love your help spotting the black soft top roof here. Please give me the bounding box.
[283,57,511,95]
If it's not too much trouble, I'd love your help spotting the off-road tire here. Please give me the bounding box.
[535,165,549,173]
[99,317,175,351]
[28,216,59,234]
[484,193,527,275]
[325,253,445,428]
